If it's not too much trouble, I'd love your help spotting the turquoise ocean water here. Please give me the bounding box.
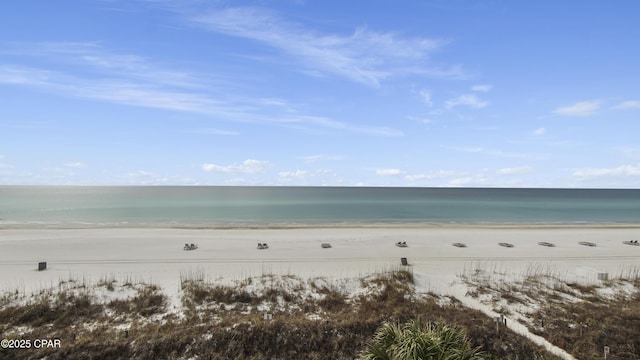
[1,186,639,228]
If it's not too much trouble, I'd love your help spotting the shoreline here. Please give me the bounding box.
[4,221,640,230]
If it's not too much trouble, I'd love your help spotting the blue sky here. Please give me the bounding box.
[1,0,639,187]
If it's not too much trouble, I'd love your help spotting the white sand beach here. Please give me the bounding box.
[2,225,639,359]
[2,226,639,298]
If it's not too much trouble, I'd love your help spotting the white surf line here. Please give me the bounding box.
[446,283,577,360]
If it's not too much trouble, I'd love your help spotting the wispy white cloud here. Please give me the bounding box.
[376,168,403,176]
[471,84,492,92]
[270,114,403,137]
[553,99,601,117]
[573,164,640,178]
[3,42,206,88]
[419,89,433,106]
[445,94,488,109]
[407,115,433,124]
[191,7,456,87]
[618,147,640,160]
[532,127,546,136]
[202,159,271,174]
[121,170,155,181]
[116,170,197,186]
[353,125,404,137]
[453,146,484,153]
[80,82,227,113]
[0,155,11,169]
[0,60,238,115]
[64,162,87,168]
[0,65,53,86]
[451,146,546,160]
[612,100,640,110]
[0,44,404,137]
[301,154,343,163]
[187,128,240,136]
[279,170,309,179]
[276,168,340,185]
[446,175,489,187]
[405,170,465,181]
[446,177,474,187]
[496,166,532,175]
[258,98,296,112]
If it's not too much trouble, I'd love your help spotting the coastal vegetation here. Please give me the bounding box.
[1,268,638,359]
[461,264,640,359]
[359,320,484,359]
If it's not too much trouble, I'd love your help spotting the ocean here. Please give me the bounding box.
[1,186,639,228]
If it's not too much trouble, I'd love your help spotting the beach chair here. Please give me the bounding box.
[400,257,409,266]
[579,241,596,247]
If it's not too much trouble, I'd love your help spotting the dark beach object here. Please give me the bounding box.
[578,241,596,247]
[38,262,47,271]
[499,242,514,248]
[538,242,555,247]
[395,241,408,247]
[321,243,332,248]
[257,243,269,249]
[400,257,409,266]
[184,243,198,250]
[623,240,639,246]
[452,242,467,248]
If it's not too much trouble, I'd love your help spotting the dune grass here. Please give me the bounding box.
[461,263,640,360]
[0,269,584,359]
